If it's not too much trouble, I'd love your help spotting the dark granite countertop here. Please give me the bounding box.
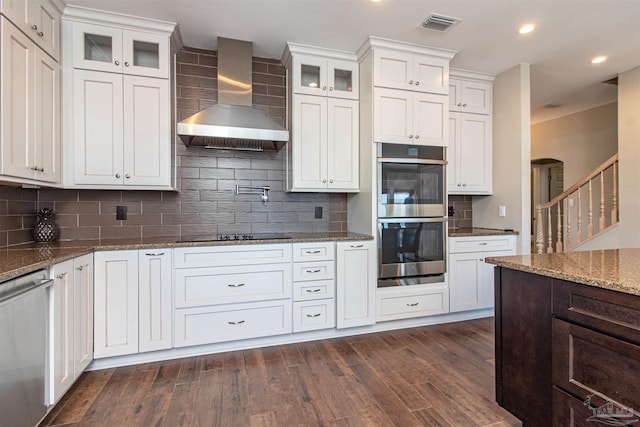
[486,249,640,297]
[448,227,519,237]
[0,232,373,282]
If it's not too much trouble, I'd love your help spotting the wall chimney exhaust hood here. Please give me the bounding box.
[177,37,289,151]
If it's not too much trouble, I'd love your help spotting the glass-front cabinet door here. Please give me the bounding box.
[72,22,168,78]
[292,55,358,100]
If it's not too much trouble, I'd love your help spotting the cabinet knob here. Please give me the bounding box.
[409,80,414,85]
[37,31,44,37]
[114,60,120,66]
[329,179,334,183]
[31,166,38,171]
[415,81,420,86]
[408,135,413,139]
[463,183,467,187]
[125,174,131,179]
[457,183,462,187]
[76,265,83,271]
[115,173,121,178]
[124,62,130,67]
[463,103,467,107]
[329,87,333,91]
[415,135,419,140]
[480,258,485,262]
[31,24,38,31]
[322,179,327,183]
[322,85,327,91]
[458,103,462,107]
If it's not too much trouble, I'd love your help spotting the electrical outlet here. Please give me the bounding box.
[499,205,506,217]
[314,206,323,219]
[116,205,127,220]
[448,206,455,217]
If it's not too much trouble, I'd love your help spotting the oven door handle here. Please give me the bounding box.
[378,218,448,224]
[378,157,447,165]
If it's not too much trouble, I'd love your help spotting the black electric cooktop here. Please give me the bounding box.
[178,233,292,242]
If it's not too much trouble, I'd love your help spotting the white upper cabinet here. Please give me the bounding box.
[373,87,448,146]
[373,48,450,95]
[447,112,492,194]
[72,22,169,79]
[449,78,492,115]
[292,54,358,99]
[0,0,61,60]
[0,17,60,183]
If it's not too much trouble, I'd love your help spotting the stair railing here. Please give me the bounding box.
[535,153,618,253]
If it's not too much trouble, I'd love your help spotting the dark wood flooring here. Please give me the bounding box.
[41,317,521,426]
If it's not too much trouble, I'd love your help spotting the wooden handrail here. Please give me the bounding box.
[537,153,618,209]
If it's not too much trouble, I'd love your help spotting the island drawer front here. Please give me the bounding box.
[552,318,640,413]
[377,286,449,321]
[553,279,640,344]
[174,264,292,308]
[293,300,336,332]
[292,242,335,262]
[552,387,599,427]
[174,244,292,268]
[174,300,292,347]
[293,261,335,282]
[293,280,335,302]
[449,236,516,253]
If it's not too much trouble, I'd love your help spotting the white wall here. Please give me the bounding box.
[617,66,640,248]
[473,64,531,254]
[531,103,618,188]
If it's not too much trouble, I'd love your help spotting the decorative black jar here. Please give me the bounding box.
[34,208,59,242]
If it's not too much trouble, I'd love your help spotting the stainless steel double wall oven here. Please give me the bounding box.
[377,143,447,287]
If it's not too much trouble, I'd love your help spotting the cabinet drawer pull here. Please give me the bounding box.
[227,320,245,325]
[305,288,322,293]
[406,302,419,307]
[306,250,322,254]
[350,244,364,248]
[227,283,246,288]
[306,313,322,318]
[478,242,488,246]
[145,252,165,256]
[305,269,322,274]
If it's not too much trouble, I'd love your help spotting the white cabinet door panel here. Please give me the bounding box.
[327,98,358,190]
[373,87,411,143]
[336,241,376,328]
[293,95,327,189]
[34,47,60,182]
[138,250,172,352]
[413,93,447,146]
[73,254,93,373]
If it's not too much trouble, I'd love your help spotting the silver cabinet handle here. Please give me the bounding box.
[350,244,364,248]
[115,173,121,178]
[145,252,165,256]
[37,31,44,37]
[415,135,419,140]
[408,135,413,139]
[478,242,488,245]
[227,320,245,325]
[458,103,462,106]
[305,288,322,293]
[415,81,420,86]
[114,60,120,65]
[125,174,131,179]
[322,179,327,183]
[306,250,321,254]
[480,258,485,262]
[463,183,467,187]
[463,103,467,107]
[124,62,130,67]
[31,24,38,31]
[30,166,38,171]
[407,302,419,307]
[322,85,327,90]
[329,179,334,183]
[55,272,67,280]
[457,183,462,187]
[305,269,322,274]
[227,283,246,287]
[306,313,322,318]
[76,265,83,271]
[409,80,414,84]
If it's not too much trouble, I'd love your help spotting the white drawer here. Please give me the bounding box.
[174,300,292,347]
[376,285,449,321]
[293,260,335,282]
[293,300,335,332]
[174,244,292,268]
[174,263,292,308]
[449,235,516,254]
[293,279,335,302]
[292,242,335,262]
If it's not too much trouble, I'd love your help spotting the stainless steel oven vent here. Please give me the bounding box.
[202,137,278,151]
[419,13,462,32]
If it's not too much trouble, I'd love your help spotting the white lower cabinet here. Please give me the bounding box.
[50,253,93,404]
[376,283,449,322]
[292,242,336,332]
[336,240,376,328]
[94,249,172,358]
[173,244,293,347]
[448,235,516,312]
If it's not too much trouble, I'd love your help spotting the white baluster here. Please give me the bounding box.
[577,188,583,243]
[547,208,553,253]
[556,203,563,253]
[536,205,544,254]
[588,179,594,238]
[599,171,605,231]
[566,198,572,249]
[612,161,618,224]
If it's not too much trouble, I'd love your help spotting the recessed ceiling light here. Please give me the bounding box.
[370,0,382,2]
[591,56,607,64]
[518,24,535,35]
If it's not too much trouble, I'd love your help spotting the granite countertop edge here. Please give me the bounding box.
[0,232,373,282]
[486,252,640,297]
[448,227,519,237]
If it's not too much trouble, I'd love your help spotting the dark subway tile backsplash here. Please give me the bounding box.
[0,46,348,247]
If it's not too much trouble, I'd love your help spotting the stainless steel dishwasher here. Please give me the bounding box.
[0,269,52,427]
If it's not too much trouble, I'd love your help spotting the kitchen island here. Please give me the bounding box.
[486,249,640,427]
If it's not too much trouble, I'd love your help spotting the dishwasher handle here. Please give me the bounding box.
[0,276,53,305]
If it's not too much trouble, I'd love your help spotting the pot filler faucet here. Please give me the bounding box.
[236,185,270,202]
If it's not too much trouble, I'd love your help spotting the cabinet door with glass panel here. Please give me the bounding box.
[292,54,358,100]
[72,22,169,78]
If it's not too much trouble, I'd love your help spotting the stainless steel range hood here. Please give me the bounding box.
[177,37,289,150]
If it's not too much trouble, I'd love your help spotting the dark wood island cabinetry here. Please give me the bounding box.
[489,249,640,427]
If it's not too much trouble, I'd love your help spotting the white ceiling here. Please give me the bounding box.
[67,0,640,123]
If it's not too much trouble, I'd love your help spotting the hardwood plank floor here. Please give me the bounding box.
[40,318,522,427]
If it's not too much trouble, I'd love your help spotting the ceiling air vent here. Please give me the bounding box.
[419,14,462,32]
